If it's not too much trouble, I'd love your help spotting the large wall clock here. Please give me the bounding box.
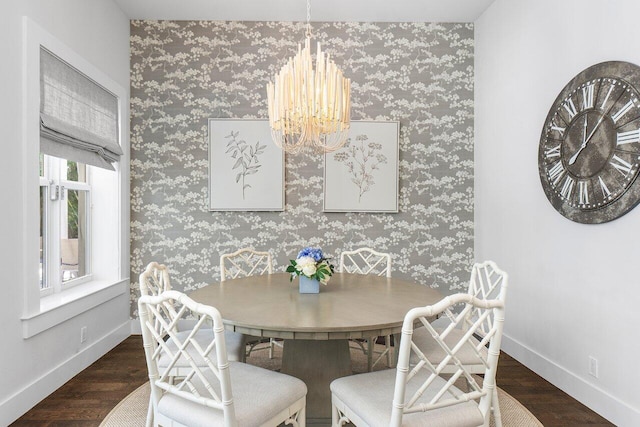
[538,61,640,223]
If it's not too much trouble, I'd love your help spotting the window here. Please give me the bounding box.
[37,45,121,298]
[40,155,91,294]
[22,18,129,337]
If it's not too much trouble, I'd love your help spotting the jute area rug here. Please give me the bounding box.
[101,344,543,427]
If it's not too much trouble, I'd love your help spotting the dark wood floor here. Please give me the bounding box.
[11,336,613,426]
[495,353,613,427]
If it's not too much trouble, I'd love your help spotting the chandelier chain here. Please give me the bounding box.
[306,0,312,38]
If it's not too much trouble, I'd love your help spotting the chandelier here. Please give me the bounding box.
[266,0,351,153]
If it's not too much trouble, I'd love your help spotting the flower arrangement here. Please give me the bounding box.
[286,247,335,284]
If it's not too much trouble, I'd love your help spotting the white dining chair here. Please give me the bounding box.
[139,261,170,297]
[139,290,307,427]
[139,262,246,427]
[220,247,273,280]
[139,261,245,361]
[410,260,509,426]
[330,288,507,427]
[220,248,282,358]
[339,247,393,371]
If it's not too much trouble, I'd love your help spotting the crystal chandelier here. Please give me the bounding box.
[266,0,351,153]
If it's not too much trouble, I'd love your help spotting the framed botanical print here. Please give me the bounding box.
[323,121,399,213]
[208,119,284,211]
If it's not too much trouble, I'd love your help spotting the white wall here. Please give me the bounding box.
[0,1,130,424]
[475,0,640,425]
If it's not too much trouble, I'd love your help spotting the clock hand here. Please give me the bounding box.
[568,114,606,165]
[584,114,605,145]
[568,115,589,165]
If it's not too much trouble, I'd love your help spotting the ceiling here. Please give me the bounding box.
[112,0,495,22]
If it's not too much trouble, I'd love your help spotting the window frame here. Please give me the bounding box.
[21,17,130,338]
[40,155,93,296]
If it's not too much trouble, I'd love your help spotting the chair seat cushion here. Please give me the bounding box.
[331,368,484,427]
[157,361,306,427]
[159,329,245,372]
[410,327,487,368]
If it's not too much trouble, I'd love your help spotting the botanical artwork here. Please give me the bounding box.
[208,119,283,211]
[324,121,399,212]
[129,20,474,319]
[334,135,387,202]
[224,130,267,200]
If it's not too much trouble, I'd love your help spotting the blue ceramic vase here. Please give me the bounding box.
[299,276,320,294]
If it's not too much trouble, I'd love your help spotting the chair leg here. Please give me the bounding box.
[349,338,367,355]
[269,338,275,359]
[385,335,393,367]
[298,406,306,427]
[366,338,374,372]
[492,386,503,427]
[392,333,401,367]
[146,395,153,427]
[332,401,345,427]
[369,335,394,370]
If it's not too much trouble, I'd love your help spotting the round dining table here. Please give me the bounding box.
[188,272,442,423]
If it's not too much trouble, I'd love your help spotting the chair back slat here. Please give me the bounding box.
[339,247,391,277]
[220,248,273,281]
[465,261,507,338]
[139,262,171,296]
[138,290,236,425]
[140,262,181,335]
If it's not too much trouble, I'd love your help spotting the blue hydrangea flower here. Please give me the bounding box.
[297,247,324,261]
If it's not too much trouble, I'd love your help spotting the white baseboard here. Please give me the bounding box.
[130,318,141,335]
[501,333,640,427]
[0,321,130,426]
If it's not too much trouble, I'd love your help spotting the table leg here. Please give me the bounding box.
[392,333,401,368]
[281,339,351,424]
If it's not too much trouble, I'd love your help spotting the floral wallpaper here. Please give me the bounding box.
[129,20,474,317]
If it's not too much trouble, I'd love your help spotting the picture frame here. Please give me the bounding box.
[323,120,399,213]
[208,118,284,211]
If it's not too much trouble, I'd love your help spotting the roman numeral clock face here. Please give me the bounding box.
[539,61,640,223]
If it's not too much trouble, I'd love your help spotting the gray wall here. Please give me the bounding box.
[130,20,474,315]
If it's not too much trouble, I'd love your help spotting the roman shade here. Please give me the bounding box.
[40,48,122,170]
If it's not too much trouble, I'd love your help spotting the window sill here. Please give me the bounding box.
[21,278,129,339]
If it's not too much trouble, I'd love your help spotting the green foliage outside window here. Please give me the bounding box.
[67,161,79,239]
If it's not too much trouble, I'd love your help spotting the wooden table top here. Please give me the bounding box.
[188,272,442,340]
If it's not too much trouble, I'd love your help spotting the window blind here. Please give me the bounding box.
[40,48,122,170]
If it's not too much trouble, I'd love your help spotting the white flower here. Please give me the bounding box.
[296,255,318,277]
[296,256,316,276]
[295,256,315,268]
[302,264,317,276]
